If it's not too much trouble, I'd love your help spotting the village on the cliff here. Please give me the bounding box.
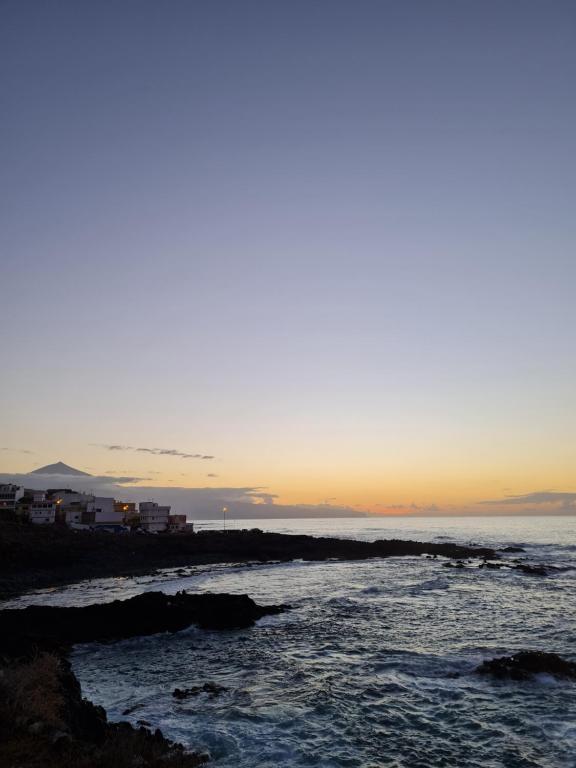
[0,482,187,534]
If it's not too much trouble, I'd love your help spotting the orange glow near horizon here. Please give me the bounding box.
[2,438,576,517]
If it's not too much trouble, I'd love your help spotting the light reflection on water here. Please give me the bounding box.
[6,517,576,767]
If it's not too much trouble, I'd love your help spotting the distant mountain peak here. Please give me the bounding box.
[30,461,92,477]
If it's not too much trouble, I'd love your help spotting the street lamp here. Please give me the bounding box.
[222,506,227,532]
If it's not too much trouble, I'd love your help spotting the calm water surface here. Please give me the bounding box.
[6,517,576,768]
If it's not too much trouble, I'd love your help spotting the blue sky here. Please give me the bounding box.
[1,1,575,514]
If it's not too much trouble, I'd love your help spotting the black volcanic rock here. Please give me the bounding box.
[476,651,576,680]
[514,563,548,576]
[0,590,278,764]
[501,546,526,553]
[0,523,497,599]
[173,682,228,699]
[0,591,286,655]
[0,652,206,767]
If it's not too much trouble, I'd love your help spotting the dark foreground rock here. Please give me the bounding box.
[0,651,207,768]
[0,590,286,656]
[0,521,496,598]
[477,651,576,681]
[0,590,283,766]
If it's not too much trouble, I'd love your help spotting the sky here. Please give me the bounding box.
[1,1,575,517]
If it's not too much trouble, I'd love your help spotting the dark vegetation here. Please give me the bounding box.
[0,521,496,598]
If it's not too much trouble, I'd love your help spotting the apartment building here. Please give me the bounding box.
[139,501,171,533]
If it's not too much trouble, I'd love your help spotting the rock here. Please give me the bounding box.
[50,729,72,746]
[173,682,228,699]
[122,703,144,716]
[476,651,576,680]
[515,564,547,576]
[28,720,46,735]
[0,591,287,654]
[0,522,497,600]
[501,546,526,553]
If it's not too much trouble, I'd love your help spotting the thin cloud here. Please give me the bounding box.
[94,444,214,460]
[0,472,147,487]
[374,502,442,515]
[247,489,278,505]
[480,491,576,507]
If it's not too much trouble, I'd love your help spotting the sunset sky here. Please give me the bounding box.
[2,1,575,516]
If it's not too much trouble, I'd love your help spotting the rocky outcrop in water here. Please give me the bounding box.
[513,563,548,576]
[500,546,526,553]
[0,590,286,656]
[0,590,284,766]
[173,682,228,699]
[439,558,554,577]
[476,651,576,680]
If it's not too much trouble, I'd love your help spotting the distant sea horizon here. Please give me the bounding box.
[189,512,576,520]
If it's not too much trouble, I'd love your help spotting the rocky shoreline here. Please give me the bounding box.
[0,590,287,655]
[2,528,572,767]
[0,590,285,767]
[0,522,496,599]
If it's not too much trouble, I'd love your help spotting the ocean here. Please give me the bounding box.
[6,516,576,768]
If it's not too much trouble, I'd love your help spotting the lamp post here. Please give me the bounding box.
[222,506,227,532]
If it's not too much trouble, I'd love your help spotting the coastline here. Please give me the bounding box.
[0,591,286,768]
[2,519,573,766]
[0,526,495,765]
[0,522,495,600]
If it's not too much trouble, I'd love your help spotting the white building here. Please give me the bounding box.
[64,506,85,525]
[139,502,170,533]
[50,491,94,525]
[86,496,122,526]
[52,491,93,506]
[29,500,57,525]
[0,484,25,516]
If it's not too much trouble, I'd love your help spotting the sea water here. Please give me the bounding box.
[5,517,576,767]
